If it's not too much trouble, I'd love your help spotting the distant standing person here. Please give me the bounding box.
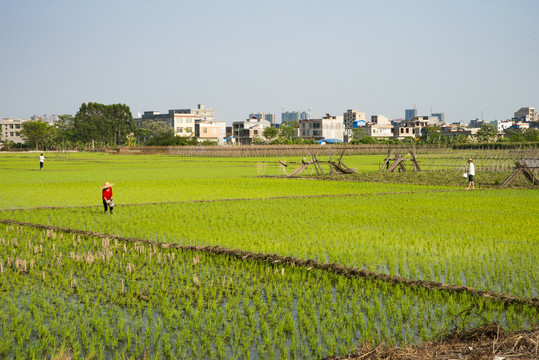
[39,154,44,171]
[101,182,114,214]
[466,158,475,190]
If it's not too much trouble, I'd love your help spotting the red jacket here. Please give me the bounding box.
[102,187,113,200]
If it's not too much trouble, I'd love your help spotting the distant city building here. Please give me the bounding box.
[431,113,445,123]
[513,107,536,122]
[31,114,59,124]
[469,119,485,128]
[281,111,308,123]
[137,104,214,137]
[299,114,344,141]
[1,118,27,144]
[405,108,417,121]
[249,113,276,126]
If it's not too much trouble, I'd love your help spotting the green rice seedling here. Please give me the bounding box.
[0,189,537,360]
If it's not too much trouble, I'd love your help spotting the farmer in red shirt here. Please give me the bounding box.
[101,182,114,214]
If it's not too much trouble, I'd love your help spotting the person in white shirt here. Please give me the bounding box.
[466,158,475,190]
[39,154,45,171]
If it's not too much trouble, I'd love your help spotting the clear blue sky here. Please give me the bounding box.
[1,0,538,124]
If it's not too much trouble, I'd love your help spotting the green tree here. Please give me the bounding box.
[135,120,174,144]
[504,128,525,142]
[523,128,539,142]
[420,125,445,144]
[278,121,299,140]
[0,140,15,151]
[54,114,76,147]
[21,120,56,150]
[476,124,498,143]
[73,102,134,145]
[262,126,278,141]
[350,127,380,144]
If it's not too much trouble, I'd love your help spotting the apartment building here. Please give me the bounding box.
[513,107,537,122]
[1,118,27,144]
[195,119,227,144]
[358,115,393,138]
[405,108,417,121]
[232,118,271,145]
[393,116,432,139]
[137,104,214,137]
[299,114,344,141]
[343,109,366,142]
[281,111,308,123]
[491,120,513,132]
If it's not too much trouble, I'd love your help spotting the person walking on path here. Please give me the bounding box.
[39,154,44,171]
[466,158,475,190]
[101,182,114,214]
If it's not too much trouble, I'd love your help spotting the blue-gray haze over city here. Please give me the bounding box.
[1,0,538,124]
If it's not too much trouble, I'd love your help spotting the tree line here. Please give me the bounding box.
[4,102,196,150]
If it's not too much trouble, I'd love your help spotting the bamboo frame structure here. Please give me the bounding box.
[500,159,539,188]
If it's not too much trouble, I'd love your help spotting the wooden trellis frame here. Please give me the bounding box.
[500,159,539,188]
[380,149,421,172]
[286,151,356,177]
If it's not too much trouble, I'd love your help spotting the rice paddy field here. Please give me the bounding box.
[0,151,537,359]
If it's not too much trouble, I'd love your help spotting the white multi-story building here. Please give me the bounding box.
[491,120,513,132]
[299,114,344,141]
[358,115,394,139]
[362,124,394,138]
[137,104,214,137]
[1,118,27,144]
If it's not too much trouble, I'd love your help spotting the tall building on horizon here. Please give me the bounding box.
[281,111,308,123]
[31,114,59,124]
[249,112,276,125]
[431,113,445,123]
[405,108,417,121]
